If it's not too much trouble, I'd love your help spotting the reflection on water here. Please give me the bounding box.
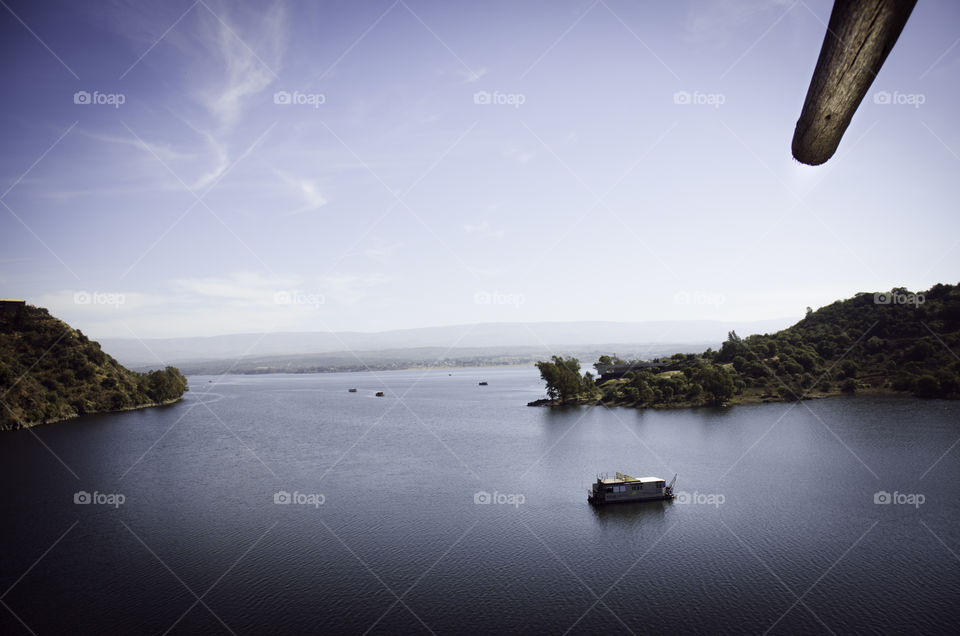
[588,499,671,526]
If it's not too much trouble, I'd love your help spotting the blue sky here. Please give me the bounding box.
[1,0,958,338]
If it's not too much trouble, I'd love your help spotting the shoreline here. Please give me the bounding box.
[5,396,185,431]
[527,386,913,409]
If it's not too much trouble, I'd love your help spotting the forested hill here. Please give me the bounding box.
[0,304,188,430]
[533,283,960,408]
[712,283,960,399]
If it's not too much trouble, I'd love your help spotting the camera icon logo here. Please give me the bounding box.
[673,91,691,105]
[274,290,292,305]
[873,91,891,105]
[473,91,491,105]
[473,291,492,305]
[73,91,91,105]
[474,490,492,504]
[873,292,892,305]
[674,490,691,504]
[274,490,291,504]
[73,291,92,305]
[873,490,891,504]
[74,490,91,504]
[273,91,292,105]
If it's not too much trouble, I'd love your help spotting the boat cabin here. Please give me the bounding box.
[588,472,675,504]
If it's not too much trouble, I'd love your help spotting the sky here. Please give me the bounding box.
[0,0,958,339]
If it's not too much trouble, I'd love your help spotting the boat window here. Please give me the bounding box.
[605,487,613,493]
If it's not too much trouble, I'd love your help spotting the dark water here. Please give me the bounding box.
[1,367,958,634]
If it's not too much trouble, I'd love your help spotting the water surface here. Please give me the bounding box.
[1,367,957,634]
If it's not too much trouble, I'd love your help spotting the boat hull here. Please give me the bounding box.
[588,493,675,505]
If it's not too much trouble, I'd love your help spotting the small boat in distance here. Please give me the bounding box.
[478,381,488,386]
[588,472,677,505]
[375,391,385,397]
[348,388,357,393]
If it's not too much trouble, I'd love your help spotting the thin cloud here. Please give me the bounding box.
[276,170,328,215]
[200,2,284,130]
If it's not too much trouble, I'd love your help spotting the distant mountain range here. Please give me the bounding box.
[98,319,795,372]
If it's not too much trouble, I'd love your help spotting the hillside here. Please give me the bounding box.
[0,304,188,430]
[533,284,960,408]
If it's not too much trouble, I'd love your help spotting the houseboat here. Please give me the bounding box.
[375,391,385,397]
[479,381,488,386]
[348,388,357,393]
[587,472,676,505]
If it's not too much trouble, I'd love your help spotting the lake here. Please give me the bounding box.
[1,366,957,634]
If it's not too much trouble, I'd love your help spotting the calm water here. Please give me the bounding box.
[1,366,958,634]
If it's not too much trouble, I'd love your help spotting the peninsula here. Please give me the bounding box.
[531,284,960,408]
[0,301,188,430]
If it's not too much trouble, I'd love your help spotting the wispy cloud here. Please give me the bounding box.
[276,170,328,215]
[173,271,388,307]
[199,2,283,131]
[173,271,291,302]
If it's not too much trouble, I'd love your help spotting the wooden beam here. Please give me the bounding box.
[791,0,916,165]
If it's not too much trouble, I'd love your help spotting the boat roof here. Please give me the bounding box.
[600,474,664,484]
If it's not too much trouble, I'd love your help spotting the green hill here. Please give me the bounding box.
[533,283,960,408]
[0,304,188,430]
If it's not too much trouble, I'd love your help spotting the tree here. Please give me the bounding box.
[536,356,586,404]
[839,360,858,379]
[694,364,735,405]
[717,331,746,363]
[593,355,613,373]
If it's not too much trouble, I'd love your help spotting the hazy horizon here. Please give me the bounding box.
[96,316,796,368]
[2,0,958,341]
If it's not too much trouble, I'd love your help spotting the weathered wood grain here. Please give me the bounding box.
[792,0,916,165]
